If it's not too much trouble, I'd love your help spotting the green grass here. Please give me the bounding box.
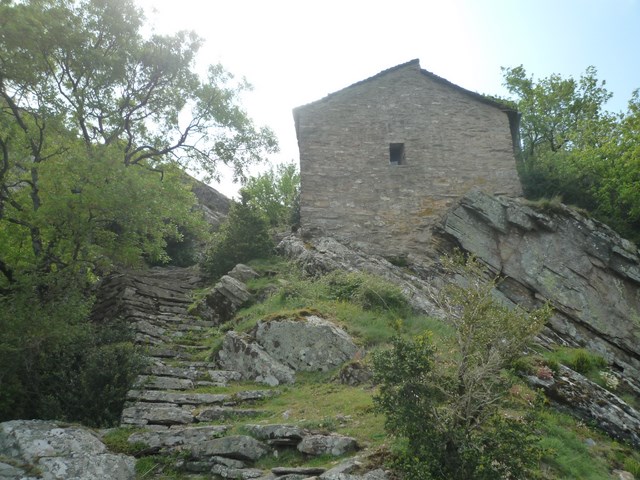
[182,256,640,479]
[538,410,611,479]
[101,427,148,455]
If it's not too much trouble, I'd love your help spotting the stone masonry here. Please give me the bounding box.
[294,59,521,261]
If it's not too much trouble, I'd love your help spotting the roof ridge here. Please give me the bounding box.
[293,59,515,114]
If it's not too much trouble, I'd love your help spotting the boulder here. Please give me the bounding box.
[339,361,373,386]
[526,365,640,447]
[228,264,259,283]
[216,331,295,386]
[0,420,135,480]
[254,315,358,372]
[297,434,358,456]
[196,275,253,324]
[244,424,307,446]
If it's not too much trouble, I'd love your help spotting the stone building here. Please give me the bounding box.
[293,59,522,260]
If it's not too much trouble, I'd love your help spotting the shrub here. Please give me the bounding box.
[544,347,607,375]
[201,195,274,280]
[0,278,143,426]
[373,256,551,479]
[322,270,410,315]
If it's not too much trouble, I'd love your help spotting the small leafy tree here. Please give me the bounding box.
[241,162,300,229]
[201,193,274,280]
[373,256,551,479]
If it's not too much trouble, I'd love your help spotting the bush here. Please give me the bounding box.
[322,270,410,315]
[373,256,551,479]
[201,196,274,280]
[544,347,607,375]
[0,277,143,426]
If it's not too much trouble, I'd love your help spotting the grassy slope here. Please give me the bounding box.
[105,256,640,479]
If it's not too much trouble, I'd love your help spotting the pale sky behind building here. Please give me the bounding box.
[133,0,640,198]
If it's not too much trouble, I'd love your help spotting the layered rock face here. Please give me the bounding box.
[437,190,640,390]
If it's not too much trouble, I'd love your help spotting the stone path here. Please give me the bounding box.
[95,266,384,479]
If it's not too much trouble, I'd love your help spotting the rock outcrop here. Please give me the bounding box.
[216,315,359,386]
[0,420,135,480]
[437,190,640,391]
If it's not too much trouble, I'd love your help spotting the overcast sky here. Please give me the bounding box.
[133,0,640,197]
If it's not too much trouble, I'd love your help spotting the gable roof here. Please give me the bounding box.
[293,59,517,115]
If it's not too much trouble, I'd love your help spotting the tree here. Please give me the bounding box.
[502,65,640,243]
[501,65,615,204]
[373,256,551,479]
[241,162,300,229]
[201,193,274,280]
[0,0,277,287]
[0,0,277,426]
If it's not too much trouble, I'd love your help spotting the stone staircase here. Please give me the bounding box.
[93,266,386,479]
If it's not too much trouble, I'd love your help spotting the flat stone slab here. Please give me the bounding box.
[127,390,229,405]
[272,466,326,475]
[191,435,269,462]
[121,403,194,426]
[134,375,194,391]
[128,425,230,450]
[195,407,263,422]
[146,363,201,380]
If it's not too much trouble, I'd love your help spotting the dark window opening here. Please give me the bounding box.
[389,143,405,165]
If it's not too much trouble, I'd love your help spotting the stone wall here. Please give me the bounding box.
[294,60,521,260]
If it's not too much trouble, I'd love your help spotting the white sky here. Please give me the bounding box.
[134,0,640,198]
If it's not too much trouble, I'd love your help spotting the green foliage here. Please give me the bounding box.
[0,277,144,426]
[241,162,300,229]
[502,65,640,243]
[0,0,277,289]
[321,270,411,315]
[372,256,551,479]
[543,347,607,375]
[201,196,274,280]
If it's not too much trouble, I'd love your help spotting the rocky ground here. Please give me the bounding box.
[111,265,386,479]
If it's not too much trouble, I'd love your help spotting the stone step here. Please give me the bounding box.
[145,363,204,381]
[127,390,230,406]
[128,425,231,451]
[121,402,195,426]
[195,407,265,422]
[134,375,195,391]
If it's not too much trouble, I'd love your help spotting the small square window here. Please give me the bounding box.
[389,143,405,165]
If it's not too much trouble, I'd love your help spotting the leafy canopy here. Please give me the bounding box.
[0,0,277,286]
[502,65,640,243]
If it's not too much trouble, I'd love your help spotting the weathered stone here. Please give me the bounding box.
[339,361,373,386]
[254,316,358,372]
[526,366,640,447]
[277,235,440,316]
[121,403,194,426]
[195,407,263,422]
[211,464,264,479]
[146,363,200,380]
[228,264,259,283]
[0,420,135,480]
[612,470,635,480]
[197,275,253,324]
[127,389,229,405]
[272,466,326,475]
[216,331,295,386]
[297,435,358,456]
[191,435,269,462]
[128,425,230,450]
[209,369,244,384]
[244,424,306,446]
[233,390,279,402]
[439,190,640,390]
[134,375,194,391]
